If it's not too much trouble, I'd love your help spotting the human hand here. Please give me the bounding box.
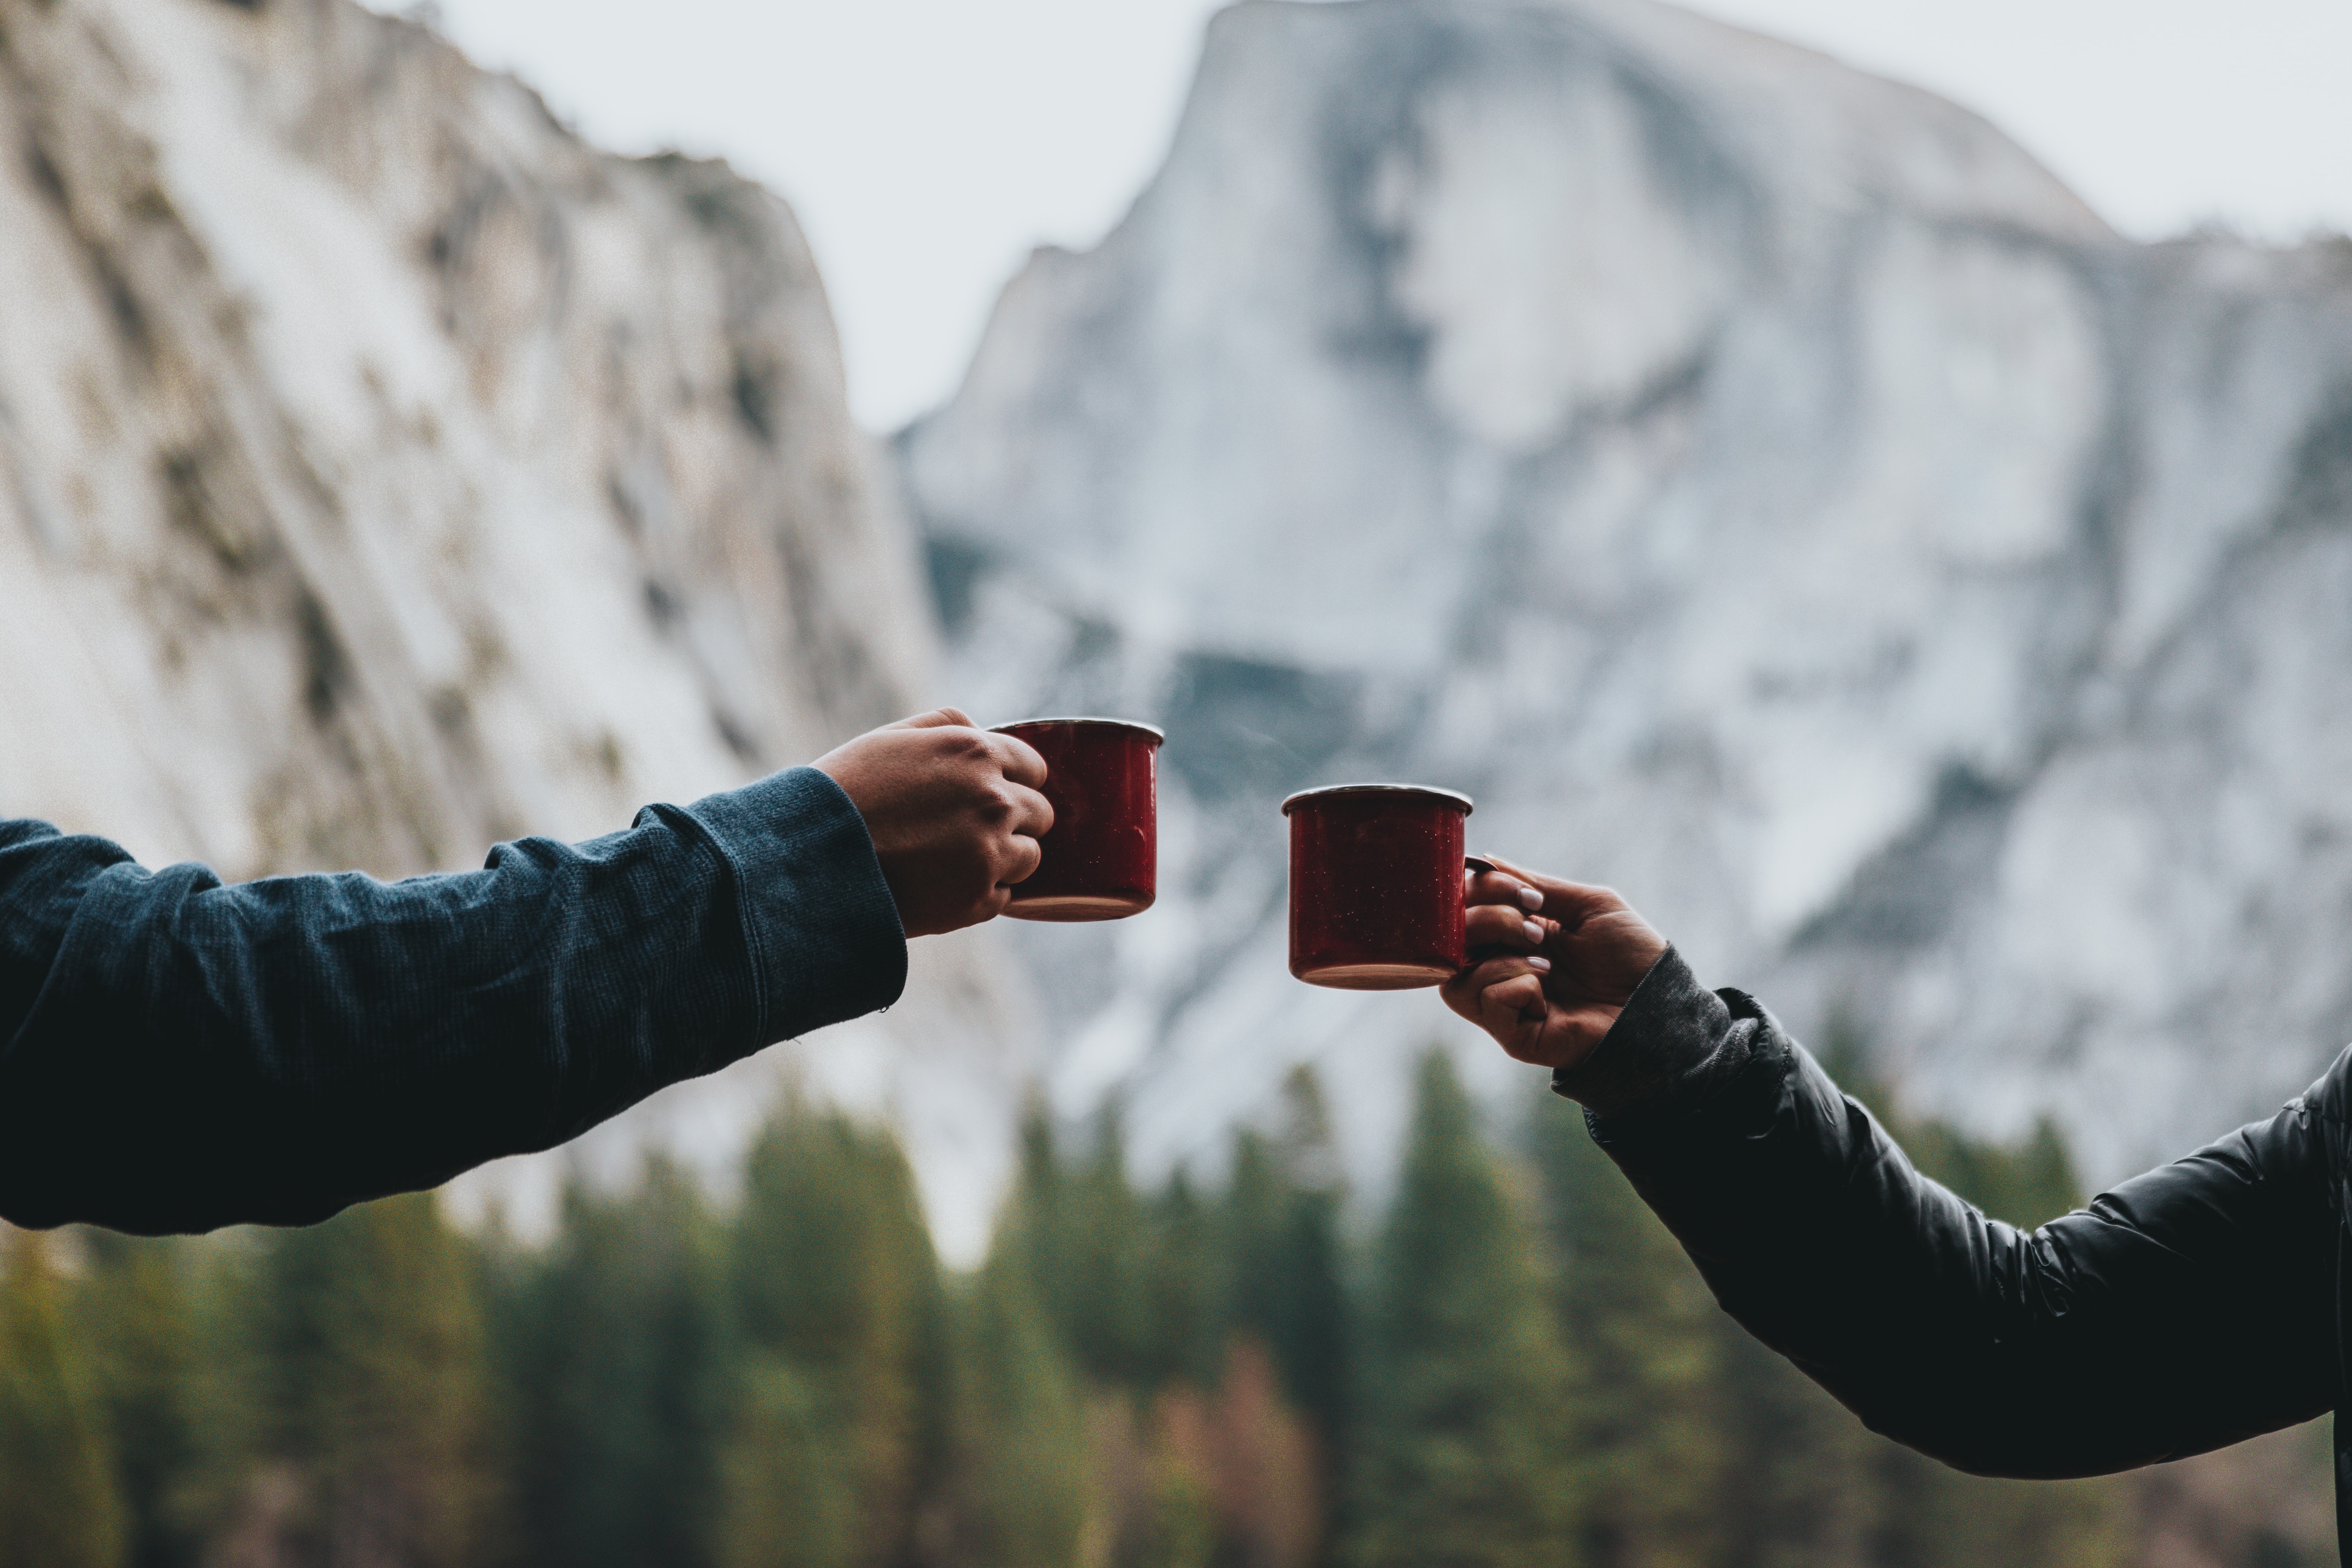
[813,709,1053,938]
[1440,856,1668,1071]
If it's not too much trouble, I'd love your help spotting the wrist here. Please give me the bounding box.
[1547,946,1723,1116]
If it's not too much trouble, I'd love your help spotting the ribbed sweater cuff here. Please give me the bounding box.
[1550,945,1780,1143]
[681,766,907,1041]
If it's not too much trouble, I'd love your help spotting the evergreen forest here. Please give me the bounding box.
[0,1050,2332,1568]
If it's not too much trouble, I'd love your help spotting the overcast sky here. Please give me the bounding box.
[408,0,2352,432]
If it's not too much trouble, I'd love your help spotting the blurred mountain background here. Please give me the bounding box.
[0,0,1034,1257]
[3,0,2349,1561]
[900,0,2352,1194]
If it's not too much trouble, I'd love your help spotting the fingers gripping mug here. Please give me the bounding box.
[989,718,1164,921]
[1282,784,1478,989]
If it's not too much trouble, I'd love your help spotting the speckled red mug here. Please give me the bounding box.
[991,718,1163,921]
[1283,783,1477,990]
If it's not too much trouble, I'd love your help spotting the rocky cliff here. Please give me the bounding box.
[900,0,2352,1183]
[0,0,1028,1255]
[10,0,2348,1231]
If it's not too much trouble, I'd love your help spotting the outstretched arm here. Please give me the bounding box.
[1,709,1050,1235]
[1444,861,2340,1477]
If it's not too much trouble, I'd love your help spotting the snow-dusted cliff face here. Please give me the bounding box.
[0,0,1028,1255]
[901,0,2352,1182]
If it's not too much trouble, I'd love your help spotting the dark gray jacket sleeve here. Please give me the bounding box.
[0,766,905,1234]
[1555,948,2341,1478]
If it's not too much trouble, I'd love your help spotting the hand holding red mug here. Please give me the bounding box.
[1441,856,1668,1072]
[814,709,1054,937]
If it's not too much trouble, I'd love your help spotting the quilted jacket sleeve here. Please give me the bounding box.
[0,767,905,1235]
[1559,949,2341,1478]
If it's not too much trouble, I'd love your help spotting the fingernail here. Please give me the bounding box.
[1518,887,1544,911]
[1527,956,1552,972]
[1521,920,1544,945]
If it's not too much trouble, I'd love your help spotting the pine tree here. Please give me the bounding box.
[717,1355,855,1568]
[1179,1338,1324,1568]
[1706,1312,1879,1568]
[1266,1066,1350,1454]
[226,1192,497,1567]
[1221,1067,1350,1561]
[1528,1092,1726,1568]
[75,1229,201,1568]
[946,1247,1087,1566]
[999,1099,1073,1339]
[0,1227,126,1568]
[1062,1104,1151,1389]
[1349,1050,1576,1568]
[725,1097,947,1568]
[495,1161,734,1568]
[1224,1131,1286,1341]
[1140,1170,1220,1392]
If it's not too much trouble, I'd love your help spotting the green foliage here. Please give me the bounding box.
[1139,1449,1219,1568]
[73,1230,200,1568]
[994,1096,1171,1395]
[1139,1169,1221,1392]
[1226,1069,1350,1427]
[0,1227,126,1568]
[490,1159,733,1568]
[1531,1094,1726,1568]
[983,1071,1343,1568]
[1705,1311,1884,1568]
[1060,1106,1153,1388]
[2,1051,2317,1568]
[1348,1050,1578,1568]
[947,1249,1088,1566]
[728,1096,949,1567]
[1222,1068,1351,1558]
[228,1192,497,1566]
[998,1100,1071,1330]
[716,1355,855,1568]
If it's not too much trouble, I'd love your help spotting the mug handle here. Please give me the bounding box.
[1464,854,1497,875]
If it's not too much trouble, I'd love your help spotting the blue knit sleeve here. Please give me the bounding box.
[0,766,905,1233]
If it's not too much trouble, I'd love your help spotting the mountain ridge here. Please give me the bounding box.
[900,0,2352,1188]
[0,0,1032,1259]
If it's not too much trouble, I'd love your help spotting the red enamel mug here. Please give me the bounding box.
[1283,783,1479,990]
[990,718,1164,921]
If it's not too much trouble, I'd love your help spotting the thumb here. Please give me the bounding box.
[888,707,976,730]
